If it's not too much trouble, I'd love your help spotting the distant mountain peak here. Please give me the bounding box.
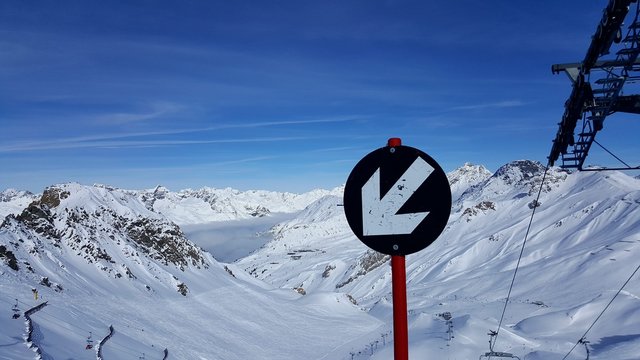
[493,160,545,180]
[138,186,335,225]
[0,188,35,202]
[40,185,71,209]
[447,163,493,201]
[448,160,570,212]
[449,163,492,183]
[0,188,39,220]
[1,183,209,296]
[489,160,568,193]
[153,185,170,196]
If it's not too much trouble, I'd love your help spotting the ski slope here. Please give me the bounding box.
[238,162,640,359]
[1,161,639,359]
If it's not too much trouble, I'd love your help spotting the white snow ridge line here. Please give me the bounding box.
[96,325,114,360]
[23,301,48,360]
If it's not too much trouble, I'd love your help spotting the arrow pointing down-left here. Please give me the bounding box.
[361,157,434,236]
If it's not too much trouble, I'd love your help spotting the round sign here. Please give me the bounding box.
[343,144,451,255]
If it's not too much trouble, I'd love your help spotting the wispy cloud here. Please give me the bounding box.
[117,155,279,173]
[0,136,313,152]
[0,116,363,153]
[92,102,183,125]
[446,100,527,112]
[308,146,361,153]
[214,116,363,130]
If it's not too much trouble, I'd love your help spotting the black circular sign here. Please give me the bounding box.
[343,144,451,255]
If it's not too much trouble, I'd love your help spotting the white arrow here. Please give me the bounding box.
[361,157,434,236]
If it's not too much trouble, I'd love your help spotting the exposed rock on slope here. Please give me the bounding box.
[447,162,492,201]
[0,189,38,219]
[455,160,568,211]
[0,183,209,296]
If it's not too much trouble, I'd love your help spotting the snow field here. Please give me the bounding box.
[1,163,639,359]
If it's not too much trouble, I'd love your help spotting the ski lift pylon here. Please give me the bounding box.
[11,299,20,319]
[478,330,521,360]
[85,331,93,350]
[579,337,591,360]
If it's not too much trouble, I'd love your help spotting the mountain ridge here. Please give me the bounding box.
[237,162,640,358]
[2,161,639,359]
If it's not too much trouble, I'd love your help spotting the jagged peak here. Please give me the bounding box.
[492,160,569,187]
[454,160,569,205]
[448,163,492,182]
[447,163,493,201]
[151,185,171,200]
[93,183,118,191]
[492,160,547,180]
[0,188,36,202]
[2,182,210,289]
[152,185,170,192]
[34,183,156,217]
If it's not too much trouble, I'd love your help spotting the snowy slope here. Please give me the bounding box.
[447,162,492,202]
[1,183,336,227]
[0,183,382,359]
[0,189,38,219]
[238,161,640,359]
[136,185,340,225]
[0,183,210,296]
[1,162,639,360]
[0,269,383,360]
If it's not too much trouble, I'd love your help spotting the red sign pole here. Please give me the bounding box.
[387,137,409,360]
[392,255,409,360]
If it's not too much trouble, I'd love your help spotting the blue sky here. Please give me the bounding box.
[1,0,638,193]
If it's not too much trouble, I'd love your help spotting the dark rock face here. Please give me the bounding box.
[247,205,270,217]
[488,160,568,195]
[336,250,390,289]
[0,245,19,270]
[2,184,208,275]
[16,205,61,241]
[492,160,546,185]
[462,201,497,221]
[39,187,70,209]
[126,218,204,269]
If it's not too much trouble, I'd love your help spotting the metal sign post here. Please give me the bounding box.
[343,138,451,359]
[392,254,409,360]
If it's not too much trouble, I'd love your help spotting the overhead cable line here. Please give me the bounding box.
[561,262,640,360]
[591,139,640,170]
[491,165,550,357]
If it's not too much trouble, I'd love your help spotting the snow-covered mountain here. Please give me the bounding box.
[0,189,38,219]
[135,185,340,225]
[1,183,210,296]
[238,161,640,359]
[0,183,381,359]
[1,161,639,359]
[447,162,492,201]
